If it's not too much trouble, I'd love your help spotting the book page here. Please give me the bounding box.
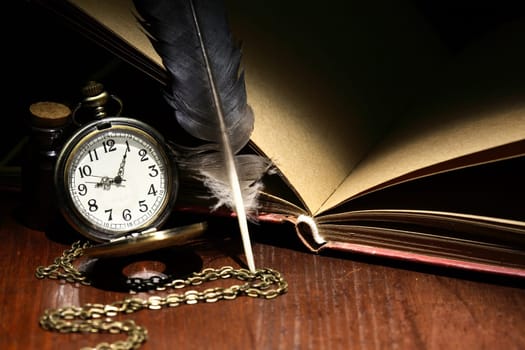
[320,20,525,214]
[67,0,446,214]
[225,1,447,214]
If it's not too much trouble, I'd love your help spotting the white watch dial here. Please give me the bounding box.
[56,118,176,241]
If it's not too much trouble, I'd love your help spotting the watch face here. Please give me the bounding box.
[55,118,177,241]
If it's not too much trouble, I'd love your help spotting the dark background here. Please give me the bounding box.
[3,0,525,183]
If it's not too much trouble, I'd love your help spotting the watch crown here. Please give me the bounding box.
[82,81,105,97]
[81,81,109,108]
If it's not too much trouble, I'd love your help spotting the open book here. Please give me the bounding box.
[35,0,525,277]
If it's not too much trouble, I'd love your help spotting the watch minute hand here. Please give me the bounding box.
[114,147,128,185]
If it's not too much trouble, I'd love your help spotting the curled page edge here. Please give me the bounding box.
[297,215,326,245]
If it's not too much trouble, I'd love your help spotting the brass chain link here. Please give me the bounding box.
[36,240,288,350]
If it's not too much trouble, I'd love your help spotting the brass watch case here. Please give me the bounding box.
[53,117,203,255]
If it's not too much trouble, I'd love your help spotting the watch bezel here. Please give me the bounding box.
[54,117,178,242]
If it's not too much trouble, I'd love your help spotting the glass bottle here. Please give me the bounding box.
[21,101,71,231]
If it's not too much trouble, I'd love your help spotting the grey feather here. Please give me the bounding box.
[133,0,273,271]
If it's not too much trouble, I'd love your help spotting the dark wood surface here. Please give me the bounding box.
[1,190,525,350]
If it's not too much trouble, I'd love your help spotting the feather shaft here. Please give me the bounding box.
[188,0,255,272]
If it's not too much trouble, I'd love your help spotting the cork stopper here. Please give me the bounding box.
[29,101,71,128]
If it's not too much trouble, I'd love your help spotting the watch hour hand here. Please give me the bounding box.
[85,176,126,189]
[84,175,110,187]
[95,176,114,190]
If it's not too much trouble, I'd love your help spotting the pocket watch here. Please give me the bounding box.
[54,116,204,256]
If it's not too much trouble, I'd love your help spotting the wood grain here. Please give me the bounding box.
[1,191,524,350]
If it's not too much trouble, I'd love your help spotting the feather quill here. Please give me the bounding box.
[133,0,272,271]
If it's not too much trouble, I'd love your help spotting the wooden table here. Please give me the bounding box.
[1,190,524,350]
